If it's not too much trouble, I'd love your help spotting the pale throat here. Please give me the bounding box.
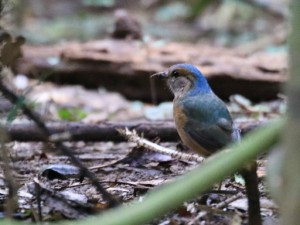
[169,77,193,98]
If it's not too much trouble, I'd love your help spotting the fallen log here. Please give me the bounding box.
[5,120,262,142]
[15,39,287,102]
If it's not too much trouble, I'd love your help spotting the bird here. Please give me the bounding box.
[153,63,261,225]
[153,63,240,155]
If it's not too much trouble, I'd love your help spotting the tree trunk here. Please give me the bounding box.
[280,1,300,224]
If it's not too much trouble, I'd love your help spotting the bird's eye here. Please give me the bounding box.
[172,70,179,77]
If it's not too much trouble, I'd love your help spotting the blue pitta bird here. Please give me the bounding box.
[154,63,240,156]
[153,63,261,225]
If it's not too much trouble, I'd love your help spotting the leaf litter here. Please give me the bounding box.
[0,81,284,223]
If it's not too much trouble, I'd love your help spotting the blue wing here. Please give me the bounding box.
[181,94,240,152]
[184,118,235,152]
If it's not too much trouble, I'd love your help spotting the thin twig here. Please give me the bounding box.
[214,192,244,209]
[0,127,18,218]
[34,181,42,222]
[118,128,204,162]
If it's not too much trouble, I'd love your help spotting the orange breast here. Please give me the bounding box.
[173,100,212,157]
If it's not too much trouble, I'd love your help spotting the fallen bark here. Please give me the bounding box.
[4,120,262,142]
[15,39,287,102]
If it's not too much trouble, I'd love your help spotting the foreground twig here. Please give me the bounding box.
[118,128,204,162]
[0,77,119,207]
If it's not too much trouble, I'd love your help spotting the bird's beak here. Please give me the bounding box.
[151,71,168,79]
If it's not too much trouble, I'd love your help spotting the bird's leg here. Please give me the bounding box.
[240,161,262,225]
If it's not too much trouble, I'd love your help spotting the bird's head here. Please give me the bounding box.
[152,63,211,98]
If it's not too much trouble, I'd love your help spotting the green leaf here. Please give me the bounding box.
[6,96,25,122]
[58,108,87,121]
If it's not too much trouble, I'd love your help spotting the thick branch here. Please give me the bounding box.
[4,120,262,142]
[15,40,287,102]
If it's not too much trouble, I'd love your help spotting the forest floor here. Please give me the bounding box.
[0,79,283,224]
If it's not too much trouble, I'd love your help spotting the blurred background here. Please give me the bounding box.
[0,0,288,122]
[5,0,287,49]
